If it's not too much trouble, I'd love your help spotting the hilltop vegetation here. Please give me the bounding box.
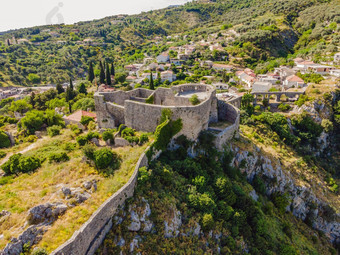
[0,0,339,86]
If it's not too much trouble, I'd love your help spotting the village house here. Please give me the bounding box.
[293,57,304,65]
[200,60,214,68]
[330,69,340,77]
[212,63,234,72]
[161,70,176,83]
[141,72,158,80]
[236,71,256,88]
[156,52,170,63]
[252,81,272,92]
[126,76,138,83]
[307,64,336,75]
[283,75,305,88]
[296,61,315,71]
[258,73,279,85]
[63,110,97,126]
[170,59,183,66]
[274,66,296,80]
[178,54,190,61]
[209,44,224,51]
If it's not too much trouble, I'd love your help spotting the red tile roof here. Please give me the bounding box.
[65,110,97,122]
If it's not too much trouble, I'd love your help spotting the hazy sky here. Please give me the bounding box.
[0,0,191,32]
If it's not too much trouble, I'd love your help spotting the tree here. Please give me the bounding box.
[100,61,105,84]
[189,94,200,105]
[65,86,73,102]
[0,131,11,148]
[106,64,112,85]
[27,73,41,84]
[111,63,115,76]
[9,99,32,114]
[94,148,120,171]
[115,73,127,83]
[19,110,44,134]
[80,116,95,127]
[69,78,74,91]
[30,92,35,106]
[78,83,87,95]
[149,72,155,90]
[56,83,64,94]
[88,62,95,82]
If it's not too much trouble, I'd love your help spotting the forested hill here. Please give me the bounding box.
[0,0,339,86]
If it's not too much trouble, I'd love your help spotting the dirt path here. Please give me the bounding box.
[0,137,48,171]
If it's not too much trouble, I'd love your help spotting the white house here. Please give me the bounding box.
[296,61,315,71]
[307,65,336,75]
[236,72,256,88]
[161,71,176,83]
[252,82,272,92]
[283,75,305,88]
[330,69,340,77]
[156,52,170,63]
[141,73,158,80]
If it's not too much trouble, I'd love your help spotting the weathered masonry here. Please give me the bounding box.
[95,84,240,141]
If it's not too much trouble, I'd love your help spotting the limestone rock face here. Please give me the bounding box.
[2,225,47,255]
[232,145,340,243]
[164,209,182,238]
[27,203,67,225]
[128,198,153,232]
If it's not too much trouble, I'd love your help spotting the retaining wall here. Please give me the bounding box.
[51,147,150,255]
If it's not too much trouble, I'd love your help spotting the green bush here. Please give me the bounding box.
[0,131,11,148]
[0,151,6,159]
[94,148,120,172]
[201,213,214,231]
[82,143,96,160]
[139,134,149,145]
[272,192,290,214]
[189,94,200,105]
[47,125,62,137]
[102,130,115,143]
[138,166,151,185]
[125,136,139,144]
[278,103,291,112]
[76,135,88,146]
[49,152,69,163]
[80,116,95,127]
[86,131,100,141]
[2,153,41,175]
[24,135,38,143]
[121,127,136,138]
[31,248,48,255]
[145,95,154,104]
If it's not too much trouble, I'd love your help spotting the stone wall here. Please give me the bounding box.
[214,101,240,150]
[106,103,125,127]
[95,95,115,129]
[51,148,151,255]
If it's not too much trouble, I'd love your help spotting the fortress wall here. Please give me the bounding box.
[125,88,215,140]
[95,95,115,129]
[51,147,151,255]
[227,96,242,109]
[106,103,125,127]
[214,101,240,150]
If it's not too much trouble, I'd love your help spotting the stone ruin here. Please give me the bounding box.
[94,84,240,143]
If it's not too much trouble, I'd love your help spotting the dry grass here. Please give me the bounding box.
[0,129,150,251]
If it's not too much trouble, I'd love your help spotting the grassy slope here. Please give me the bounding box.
[0,129,150,251]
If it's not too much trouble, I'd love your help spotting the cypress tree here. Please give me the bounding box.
[56,83,64,94]
[100,62,105,84]
[88,62,95,82]
[78,83,87,95]
[69,78,74,91]
[106,64,112,85]
[65,86,72,102]
[149,72,154,90]
[111,63,115,76]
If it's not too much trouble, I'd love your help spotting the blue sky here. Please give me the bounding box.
[0,0,191,32]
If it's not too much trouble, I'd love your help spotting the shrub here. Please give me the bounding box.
[0,131,11,148]
[2,154,41,175]
[49,152,69,163]
[139,134,149,145]
[80,116,95,127]
[94,148,120,171]
[145,95,154,104]
[62,142,76,152]
[201,213,214,231]
[0,151,6,159]
[47,125,62,137]
[31,248,48,255]
[102,130,115,143]
[272,192,290,214]
[138,166,151,185]
[24,135,38,143]
[76,135,88,146]
[88,121,97,131]
[189,94,200,105]
[68,124,82,135]
[278,103,291,112]
[86,131,100,141]
[82,143,96,160]
[125,136,139,144]
[321,119,333,133]
[121,127,136,138]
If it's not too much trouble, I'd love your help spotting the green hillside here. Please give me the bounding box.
[0,0,339,86]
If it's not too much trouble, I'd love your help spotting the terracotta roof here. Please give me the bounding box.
[65,110,97,123]
[286,75,304,82]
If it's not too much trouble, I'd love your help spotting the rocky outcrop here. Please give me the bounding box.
[164,209,182,238]
[27,203,67,225]
[127,198,153,233]
[231,145,340,244]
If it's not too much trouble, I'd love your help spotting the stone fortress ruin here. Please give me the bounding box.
[94,84,240,145]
